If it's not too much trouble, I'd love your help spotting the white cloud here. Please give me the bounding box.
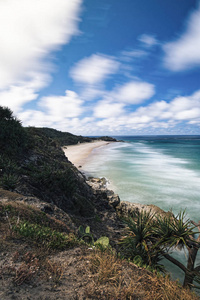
[70,54,120,84]
[169,90,200,121]
[18,87,200,135]
[120,49,148,62]
[175,108,200,120]
[163,4,200,71]
[18,110,51,127]
[93,100,125,118]
[81,86,105,101]
[0,0,82,88]
[91,89,200,134]
[0,73,50,112]
[138,34,158,47]
[114,81,155,104]
[129,90,200,125]
[18,90,83,127]
[39,90,83,120]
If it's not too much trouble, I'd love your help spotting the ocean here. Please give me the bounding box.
[82,135,200,282]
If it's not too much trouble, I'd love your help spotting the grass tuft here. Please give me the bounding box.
[85,250,199,300]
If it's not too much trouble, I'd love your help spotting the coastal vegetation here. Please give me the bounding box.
[0,105,199,299]
[0,108,95,216]
[120,210,200,289]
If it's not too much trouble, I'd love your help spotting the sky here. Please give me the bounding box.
[0,0,200,136]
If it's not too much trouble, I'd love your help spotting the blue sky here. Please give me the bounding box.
[0,0,200,136]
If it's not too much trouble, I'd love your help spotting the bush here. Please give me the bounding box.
[13,221,78,250]
[0,106,28,157]
[0,173,19,191]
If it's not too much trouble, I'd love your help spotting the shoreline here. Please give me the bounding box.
[62,140,170,219]
[62,140,112,168]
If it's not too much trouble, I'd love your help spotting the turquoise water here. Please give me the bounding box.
[83,136,200,222]
[82,136,200,283]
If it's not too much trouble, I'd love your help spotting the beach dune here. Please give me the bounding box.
[62,140,110,168]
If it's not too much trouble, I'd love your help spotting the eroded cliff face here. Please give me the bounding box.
[0,110,170,234]
[1,127,96,217]
[86,176,170,219]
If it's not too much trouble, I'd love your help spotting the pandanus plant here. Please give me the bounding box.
[120,210,200,289]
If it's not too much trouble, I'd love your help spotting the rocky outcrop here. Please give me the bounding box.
[87,177,120,209]
[116,201,172,219]
[86,177,170,219]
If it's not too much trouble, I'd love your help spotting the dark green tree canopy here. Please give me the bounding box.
[0,106,27,156]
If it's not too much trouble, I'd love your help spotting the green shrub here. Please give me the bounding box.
[27,162,77,196]
[0,106,28,157]
[13,221,78,250]
[0,173,19,191]
[78,225,110,250]
[119,210,164,271]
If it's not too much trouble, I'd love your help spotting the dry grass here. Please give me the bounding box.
[0,248,66,288]
[0,199,70,233]
[43,259,65,286]
[0,251,39,286]
[85,250,199,300]
[0,195,199,299]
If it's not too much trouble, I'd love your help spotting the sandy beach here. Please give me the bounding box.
[62,140,111,168]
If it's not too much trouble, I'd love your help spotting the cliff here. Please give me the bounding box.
[0,107,198,299]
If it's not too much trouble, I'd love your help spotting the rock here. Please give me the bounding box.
[107,194,120,208]
[41,204,54,214]
[87,177,120,209]
[87,177,107,189]
[77,172,85,183]
[116,201,172,219]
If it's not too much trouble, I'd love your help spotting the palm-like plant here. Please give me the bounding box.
[120,209,200,289]
[120,210,163,269]
[155,211,197,249]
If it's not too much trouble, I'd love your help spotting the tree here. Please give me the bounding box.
[157,213,200,289]
[0,106,27,156]
[120,210,200,289]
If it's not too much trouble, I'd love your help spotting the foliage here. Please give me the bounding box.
[28,127,95,146]
[154,211,197,249]
[78,225,94,244]
[0,201,71,234]
[0,174,19,191]
[120,209,200,289]
[119,210,164,271]
[0,106,28,157]
[0,107,94,217]
[26,161,77,197]
[0,155,20,174]
[13,221,78,250]
[94,236,110,249]
[0,154,21,191]
[78,225,110,249]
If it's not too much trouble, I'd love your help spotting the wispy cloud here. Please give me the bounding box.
[113,81,155,104]
[120,49,148,62]
[127,90,200,128]
[70,54,120,85]
[163,4,200,71]
[138,34,158,48]
[19,90,83,126]
[93,100,125,118]
[0,0,82,111]
[89,89,200,134]
[0,73,50,113]
[39,90,83,119]
[19,89,199,135]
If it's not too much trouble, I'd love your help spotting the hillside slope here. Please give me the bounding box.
[0,106,198,299]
